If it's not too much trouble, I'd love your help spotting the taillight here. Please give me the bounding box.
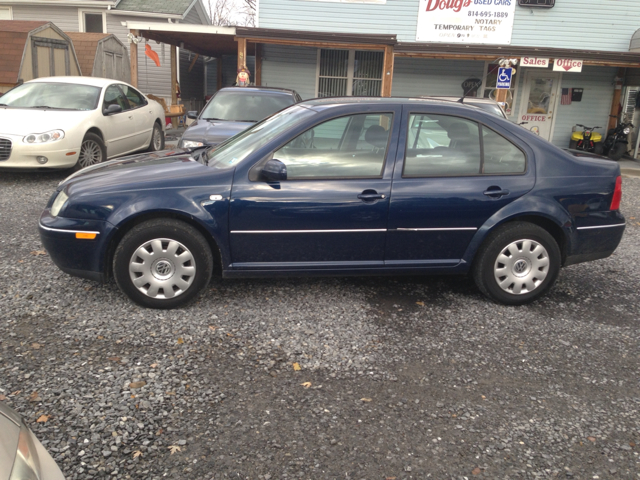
[610,175,622,211]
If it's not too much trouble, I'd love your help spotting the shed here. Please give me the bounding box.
[0,20,81,93]
[65,32,131,83]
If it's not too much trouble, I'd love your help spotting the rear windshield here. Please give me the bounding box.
[200,90,296,123]
[0,82,101,110]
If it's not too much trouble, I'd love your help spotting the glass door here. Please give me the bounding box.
[518,70,563,141]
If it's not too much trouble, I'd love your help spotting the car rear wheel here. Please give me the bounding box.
[147,122,165,152]
[75,133,106,171]
[472,222,561,305]
[113,219,213,309]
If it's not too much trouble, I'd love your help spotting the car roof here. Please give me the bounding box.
[218,86,298,95]
[27,76,124,88]
[301,96,496,111]
[425,96,500,105]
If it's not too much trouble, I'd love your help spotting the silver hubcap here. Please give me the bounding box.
[129,238,196,299]
[153,127,162,150]
[494,239,550,295]
[79,140,102,168]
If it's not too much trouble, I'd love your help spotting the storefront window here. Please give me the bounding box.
[317,49,383,97]
[481,62,518,117]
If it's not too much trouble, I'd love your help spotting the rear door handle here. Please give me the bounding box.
[357,190,386,202]
[483,188,510,198]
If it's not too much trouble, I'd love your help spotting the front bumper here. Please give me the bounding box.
[39,210,116,282]
[0,133,80,169]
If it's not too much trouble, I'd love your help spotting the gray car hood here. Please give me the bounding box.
[181,119,254,146]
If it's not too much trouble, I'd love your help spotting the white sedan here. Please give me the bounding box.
[0,76,166,170]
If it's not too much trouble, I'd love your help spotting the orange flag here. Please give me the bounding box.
[145,44,160,67]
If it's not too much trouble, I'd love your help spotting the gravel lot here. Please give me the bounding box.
[1,171,639,480]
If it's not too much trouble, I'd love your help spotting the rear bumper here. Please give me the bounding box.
[38,210,116,282]
[565,214,625,266]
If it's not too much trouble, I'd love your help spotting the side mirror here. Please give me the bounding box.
[261,159,287,182]
[103,104,122,115]
[187,110,198,120]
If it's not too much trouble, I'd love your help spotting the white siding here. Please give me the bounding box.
[11,4,80,30]
[391,57,484,97]
[261,44,317,99]
[551,66,616,148]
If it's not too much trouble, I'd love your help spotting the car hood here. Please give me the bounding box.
[0,107,90,135]
[181,119,254,146]
[60,149,227,197]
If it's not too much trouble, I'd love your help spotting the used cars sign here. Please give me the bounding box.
[416,0,517,44]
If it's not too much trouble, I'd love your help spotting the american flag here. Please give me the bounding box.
[561,88,573,105]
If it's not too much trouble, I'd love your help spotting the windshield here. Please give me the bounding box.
[200,90,296,122]
[0,82,101,110]
[206,105,316,169]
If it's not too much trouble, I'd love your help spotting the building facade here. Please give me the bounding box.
[250,0,640,149]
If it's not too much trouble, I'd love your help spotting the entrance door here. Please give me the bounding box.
[518,71,562,141]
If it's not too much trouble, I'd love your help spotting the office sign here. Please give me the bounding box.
[553,59,583,72]
[521,57,549,68]
[416,0,517,44]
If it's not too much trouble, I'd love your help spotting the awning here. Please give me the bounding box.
[396,42,640,68]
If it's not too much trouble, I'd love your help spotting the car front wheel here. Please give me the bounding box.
[75,133,106,171]
[147,122,165,152]
[472,222,561,305]
[113,219,213,309]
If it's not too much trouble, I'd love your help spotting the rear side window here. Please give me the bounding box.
[403,113,525,177]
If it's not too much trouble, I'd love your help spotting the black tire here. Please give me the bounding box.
[147,122,165,152]
[113,219,213,309]
[74,133,106,171]
[569,139,578,150]
[594,142,604,155]
[472,222,561,306]
[608,142,627,161]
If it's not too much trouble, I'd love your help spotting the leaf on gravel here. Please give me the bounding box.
[151,363,158,368]
[29,391,41,402]
[630,441,636,447]
[0,394,6,401]
[386,477,397,480]
[129,381,146,389]
[36,415,49,423]
[416,301,425,306]
[360,398,372,402]
[31,342,42,350]
[177,337,184,344]
[208,326,218,331]
[292,362,301,371]
[300,382,312,388]
[587,436,596,442]
[108,356,121,362]
[472,467,482,475]
[168,445,182,455]
[30,250,47,256]
[133,450,143,458]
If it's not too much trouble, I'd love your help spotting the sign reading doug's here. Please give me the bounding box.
[417,0,517,44]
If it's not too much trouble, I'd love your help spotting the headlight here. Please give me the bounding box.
[23,130,65,144]
[9,424,42,480]
[623,127,631,135]
[182,140,204,148]
[51,191,68,217]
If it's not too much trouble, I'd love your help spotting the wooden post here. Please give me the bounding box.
[129,29,138,88]
[216,56,222,91]
[237,37,247,71]
[381,45,394,97]
[608,67,626,131]
[170,44,177,106]
[255,43,262,86]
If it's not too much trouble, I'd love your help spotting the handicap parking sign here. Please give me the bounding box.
[496,67,513,89]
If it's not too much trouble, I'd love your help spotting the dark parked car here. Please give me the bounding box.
[179,86,302,148]
[425,96,508,119]
[40,97,625,309]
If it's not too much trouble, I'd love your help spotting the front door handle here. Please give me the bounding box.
[357,190,386,202]
[483,187,510,198]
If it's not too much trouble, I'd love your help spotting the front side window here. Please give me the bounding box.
[103,85,129,112]
[119,84,146,108]
[273,113,393,179]
[404,114,481,177]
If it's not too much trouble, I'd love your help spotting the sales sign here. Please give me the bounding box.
[521,57,549,68]
[496,67,513,89]
[553,58,583,72]
[416,0,518,44]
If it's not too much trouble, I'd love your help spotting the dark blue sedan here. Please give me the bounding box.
[39,98,625,309]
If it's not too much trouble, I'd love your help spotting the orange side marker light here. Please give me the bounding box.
[76,232,97,240]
